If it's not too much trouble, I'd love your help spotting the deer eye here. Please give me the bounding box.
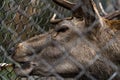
[55,25,69,32]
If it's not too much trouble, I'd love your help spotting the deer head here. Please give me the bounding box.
[12,0,120,79]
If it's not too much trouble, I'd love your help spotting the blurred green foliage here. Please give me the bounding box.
[0,66,18,80]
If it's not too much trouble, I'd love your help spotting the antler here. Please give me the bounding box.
[52,0,84,18]
[50,14,63,24]
[50,14,72,24]
[52,0,75,10]
[52,0,98,25]
[104,10,120,20]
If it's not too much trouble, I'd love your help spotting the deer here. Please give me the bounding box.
[12,0,120,80]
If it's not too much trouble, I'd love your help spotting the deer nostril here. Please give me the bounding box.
[8,47,15,56]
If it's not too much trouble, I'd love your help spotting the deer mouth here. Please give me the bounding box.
[18,62,31,69]
[14,61,36,76]
[14,61,50,76]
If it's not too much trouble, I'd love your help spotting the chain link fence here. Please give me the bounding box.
[0,0,120,80]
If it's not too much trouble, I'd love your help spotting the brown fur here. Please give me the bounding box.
[12,0,120,80]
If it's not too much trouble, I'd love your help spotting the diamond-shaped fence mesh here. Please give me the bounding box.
[0,0,120,80]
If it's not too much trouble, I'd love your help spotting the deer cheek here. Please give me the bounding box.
[40,46,63,59]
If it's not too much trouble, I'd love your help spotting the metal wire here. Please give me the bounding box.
[0,0,120,80]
